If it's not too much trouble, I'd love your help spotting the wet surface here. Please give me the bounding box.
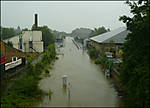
[38,37,119,107]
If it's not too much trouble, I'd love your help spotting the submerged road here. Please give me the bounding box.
[38,37,119,107]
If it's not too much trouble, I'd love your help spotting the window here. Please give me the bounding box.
[19,36,22,49]
[12,57,17,62]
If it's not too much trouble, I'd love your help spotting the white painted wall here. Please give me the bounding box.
[32,41,43,52]
[4,31,44,52]
[4,35,20,50]
[22,31,42,42]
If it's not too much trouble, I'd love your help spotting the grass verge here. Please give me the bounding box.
[1,44,56,107]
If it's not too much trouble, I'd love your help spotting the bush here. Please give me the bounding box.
[88,47,99,58]
[1,43,56,107]
[42,44,56,65]
[55,56,59,60]
[1,75,41,107]
[94,58,101,64]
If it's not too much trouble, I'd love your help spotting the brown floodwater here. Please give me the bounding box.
[37,37,119,107]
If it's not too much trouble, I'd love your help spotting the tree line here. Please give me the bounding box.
[89,26,109,37]
[1,26,21,40]
[119,0,150,107]
[1,25,55,51]
[1,44,56,107]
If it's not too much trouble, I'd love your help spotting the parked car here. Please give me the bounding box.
[105,52,113,58]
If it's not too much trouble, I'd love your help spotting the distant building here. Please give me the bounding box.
[55,35,63,42]
[90,27,130,57]
[4,31,43,52]
[3,14,44,53]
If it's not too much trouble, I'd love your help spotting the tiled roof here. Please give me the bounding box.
[0,41,25,63]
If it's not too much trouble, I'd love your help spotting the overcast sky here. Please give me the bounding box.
[1,1,132,33]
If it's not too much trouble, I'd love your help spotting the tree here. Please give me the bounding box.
[119,0,150,107]
[88,47,99,58]
[100,56,114,76]
[15,26,21,34]
[1,27,17,40]
[22,28,29,31]
[90,26,108,37]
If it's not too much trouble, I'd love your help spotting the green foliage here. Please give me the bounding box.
[22,28,29,31]
[88,47,99,58]
[106,60,114,70]
[94,58,101,64]
[1,65,42,107]
[119,0,150,107]
[41,73,51,78]
[42,44,56,65]
[55,56,59,60]
[1,43,56,107]
[1,27,21,40]
[48,90,53,101]
[49,90,53,96]
[100,56,114,71]
[90,26,108,37]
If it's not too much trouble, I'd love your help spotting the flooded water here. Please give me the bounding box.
[38,37,119,107]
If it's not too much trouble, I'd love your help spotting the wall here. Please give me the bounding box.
[0,41,25,63]
[32,41,43,52]
[3,31,44,52]
[4,35,20,50]
[22,31,42,42]
[23,31,43,52]
[22,42,43,52]
[90,40,123,57]
[90,40,104,53]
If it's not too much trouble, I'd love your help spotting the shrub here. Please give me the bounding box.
[94,58,101,64]
[1,43,56,107]
[88,47,99,58]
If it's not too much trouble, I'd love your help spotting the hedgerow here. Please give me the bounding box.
[1,44,56,107]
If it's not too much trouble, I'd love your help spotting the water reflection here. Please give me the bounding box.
[38,37,119,107]
[67,83,71,106]
[63,86,67,94]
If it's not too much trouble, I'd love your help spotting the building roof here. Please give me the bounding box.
[90,27,130,44]
[3,30,42,41]
[0,41,26,63]
[3,34,21,41]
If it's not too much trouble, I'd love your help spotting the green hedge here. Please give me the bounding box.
[94,58,101,64]
[1,44,56,107]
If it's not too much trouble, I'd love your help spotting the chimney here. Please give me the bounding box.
[34,14,38,30]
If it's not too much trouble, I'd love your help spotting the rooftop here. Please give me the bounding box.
[0,41,26,63]
[90,27,130,44]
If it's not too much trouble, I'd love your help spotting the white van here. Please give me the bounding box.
[105,52,113,58]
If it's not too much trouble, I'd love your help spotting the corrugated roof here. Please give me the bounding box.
[90,27,129,44]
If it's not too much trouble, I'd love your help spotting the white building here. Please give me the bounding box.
[4,30,44,52]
